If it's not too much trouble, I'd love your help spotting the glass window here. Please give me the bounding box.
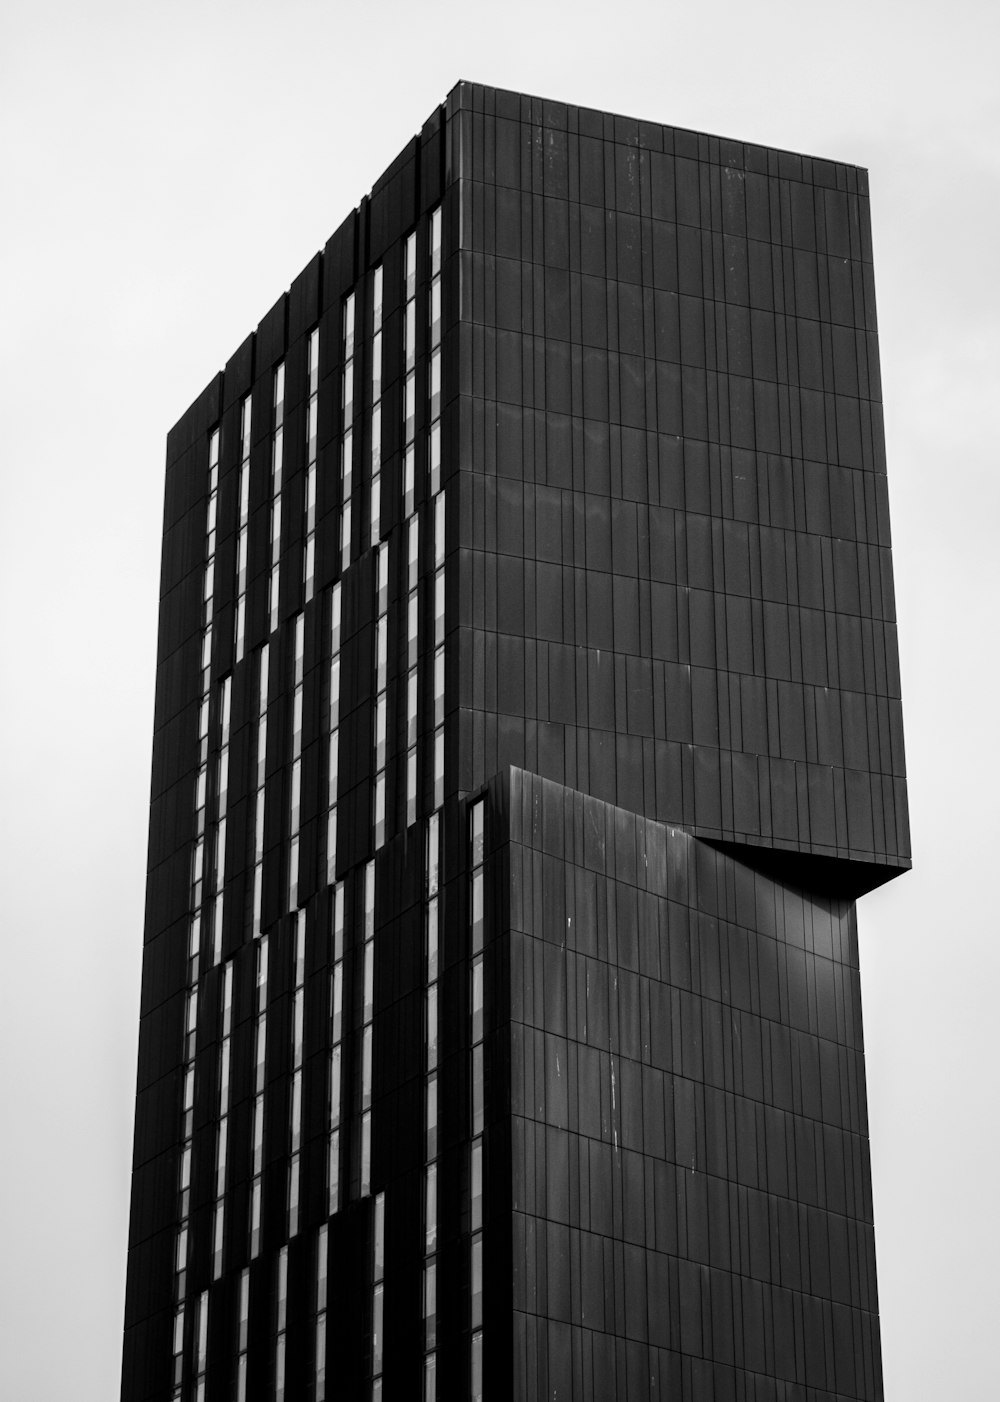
[434,570,445,644]
[471,956,483,1043]
[430,279,442,345]
[331,962,343,1043]
[471,871,484,953]
[360,1110,371,1196]
[372,331,382,398]
[371,401,382,471]
[471,1139,483,1231]
[372,266,384,330]
[430,207,442,273]
[471,799,485,867]
[427,984,438,1069]
[331,581,342,651]
[329,1045,341,1128]
[329,658,341,731]
[404,444,416,515]
[470,1235,482,1328]
[406,749,417,827]
[373,774,385,848]
[377,543,389,613]
[343,361,354,420]
[425,1165,437,1252]
[219,1038,231,1104]
[364,862,375,937]
[373,1191,385,1277]
[408,517,420,588]
[328,1127,340,1211]
[426,1072,438,1160]
[435,492,446,566]
[427,899,439,982]
[375,695,387,771]
[341,499,352,568]
[344,292,356,358]
[361,1024,372,1108]
[405,232,417,298]
[405,312,416,373]
[427,814,439,893]
[332,880,345,957]
[372,1283,384,1375]
[433,730,444,809]
[363,940,374,1022]
[429,421,441,495]
[471,1044,484,1136]
[341,428,354,494]
[376,618,388,692]
[309,327,320,393]
[292,992,304,1063]
[316,1224,329,1310]
[434,649,445,727]
[407,672,418,747]
[424,1261,437,1348]
[471,1331,483,1402]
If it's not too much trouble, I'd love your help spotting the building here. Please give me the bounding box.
[122,81,910,1402]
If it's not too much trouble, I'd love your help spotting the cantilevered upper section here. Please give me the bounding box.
[447,83,908,889]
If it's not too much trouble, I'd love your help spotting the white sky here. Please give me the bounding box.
[2,0,998,1396]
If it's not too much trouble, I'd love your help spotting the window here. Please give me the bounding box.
[268,363,285,632]
[341,293,356,568]
[304,328,320,598]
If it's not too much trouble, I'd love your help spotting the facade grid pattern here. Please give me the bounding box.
[123,82,908,1402]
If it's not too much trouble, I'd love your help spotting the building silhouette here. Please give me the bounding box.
[123,82,910,1402]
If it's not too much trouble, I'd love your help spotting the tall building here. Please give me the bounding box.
[123,82,909,1402]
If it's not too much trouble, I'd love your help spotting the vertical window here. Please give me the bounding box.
[471,1330,483,1402]
[275,1245,288,1402]
[372,1190,385,1396]
[372,543,389,849]
[358,861,375,1196]
[269,363,285,633]
[423,809,441,1384]
[326,582,342,885]
[399,232,421,827]
[249,935,269,1260]
[341,293,356,569]
[211,675,231,965]
[171,1303,185,1400]
[304,327,320,600]
[315,1224,329,1400]
[235,1268,250,1402]
[211,959,234,1280]
[370,264,384,546]
[235,397,251,662]
[469,796,487,1398]
[288,909,306,1237]
[428,208,446,809]
[328,881,345,1216]
[193,1290,208,1402]
[249,645,269,936]
[288,613,305,911]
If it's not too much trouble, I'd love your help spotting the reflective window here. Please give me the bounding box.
[268,363,285,632]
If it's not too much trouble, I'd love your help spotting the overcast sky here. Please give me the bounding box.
[2,0,998,1397]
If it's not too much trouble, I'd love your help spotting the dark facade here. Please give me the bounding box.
[124,82,909,1402]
